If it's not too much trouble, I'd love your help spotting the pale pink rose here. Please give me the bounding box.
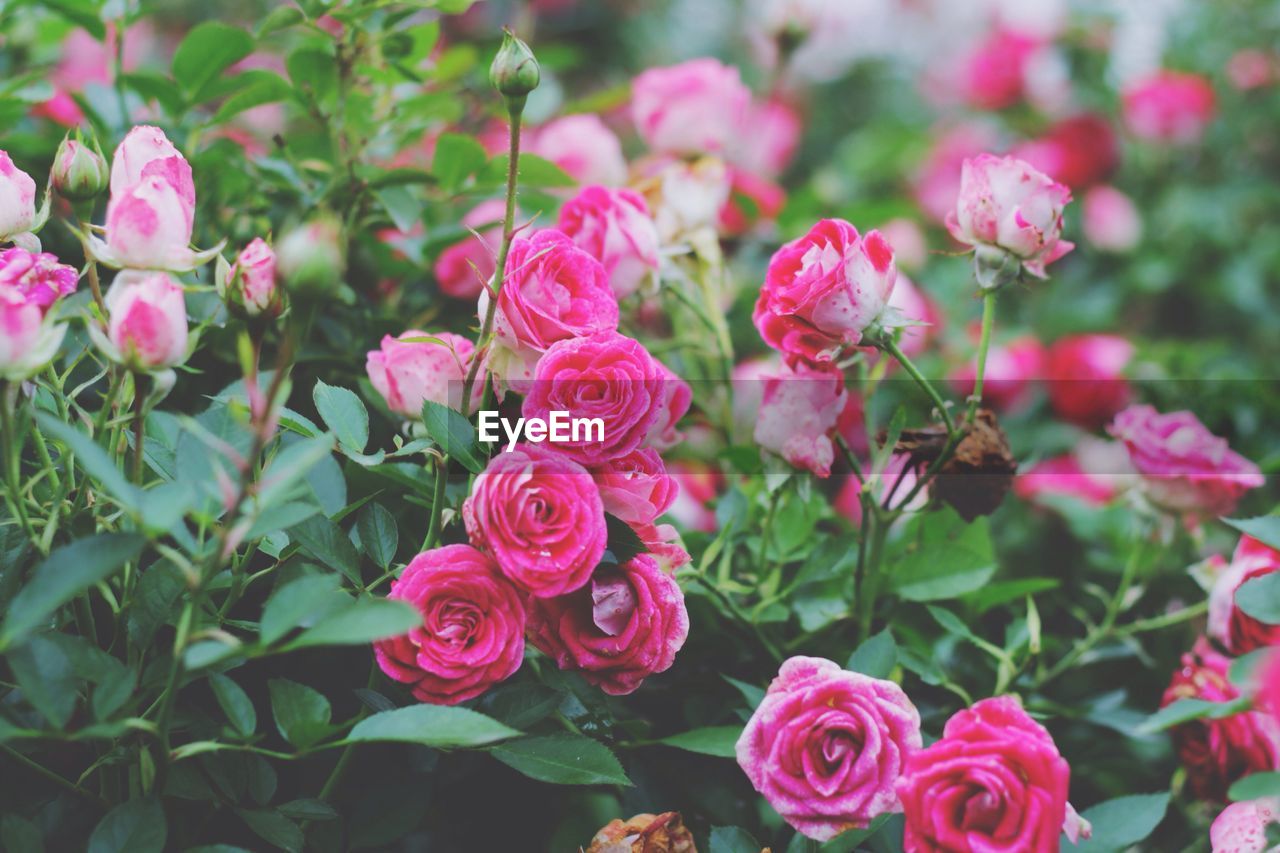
[947,154,1074,278]
[1227,50,1277,91]
[1045,333,1134,428]
[753,218,897,367]
[0,289,66,381]
[109,125,195,229]
[731,98,802,178]
[0,152,38,240]
[949,335,1045,413]
[374,545,525,706]
[1082,185,1142,253]
[528,114,628,187]
[631,58,750,156]
[483,229,619,389]
[913,123,1000,224]
[1211,798,1280,853]
[879,218,928,271]
[737,656,922,842]
[0,248,78,314]
[102,176,197,270]
[463,443,607,598]
[755,363,849,478]
[227,238,281,318]
[557,186,661,299]
[1015,440,1131,508]
[886,274,941,360]
[897,695,1072,853]
[104,270,189,370]
[1124,71,1217,144]
[1109,405,1264,521]
[433,198,506,300]
[731,356,780,443]
[526,554,689,695]
[637,155,733,241]
[645,359,692,451]
[522,331,670,466]
[1209,536,1280,655]
[366,330,481,419]
[591,448,678,526]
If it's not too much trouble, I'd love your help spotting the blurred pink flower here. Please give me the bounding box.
[631,59,750,156]
[1123,71,1217,144]
[1082,185,1142,252]
[528,114,628,187]
[1045,333,1134,428]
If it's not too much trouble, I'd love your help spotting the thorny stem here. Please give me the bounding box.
[882,336,955,436]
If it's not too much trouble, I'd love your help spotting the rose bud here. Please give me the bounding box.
[897,695,1074,853]
[1162,638,1280,802]
[220,238,284,320]
[557,186,661,299]
[0,290,67,382]
[755,363,849,478]
[52,134,109,201]
[1208,536,1280,655]
[1123,70,1216,144]
[526,554,689,695]
[0,247,78,314]
[1109,405,1264,522]
[109,125,195,222]
[1210,798,1279,853]
[631,58,750,156]
[463,443,607,598]
[528,114,628,188]
[433,199,505,300]
[100,175,197,270]
[590,448,678,526]
[736,656,922,841]
[373,545,525,706]
[753,218,897,367]
[585,812,696,853]
[365,330,482,419]
[1082,185,1143,253]
[947,154,1074,283]
[99,270,189,370]
[1045,333,1134,429]
[489,30,540,103]
[0,150,39,242]
[913,122,1000,225]
[276,214,346,299]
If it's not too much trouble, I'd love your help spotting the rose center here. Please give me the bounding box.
[429,599,481,649]
[957,788,1004,834]
[590,570,637,636]
[815,728,861,773]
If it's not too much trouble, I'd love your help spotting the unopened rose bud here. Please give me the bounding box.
[489,30,540,106]
[276,215,345,300]
[53,133,109,201]
[220,237,285,321]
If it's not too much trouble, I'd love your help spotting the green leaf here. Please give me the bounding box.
[420,400,486,474]
[0,534,146,650]
[891,509,995,601]
[356,502,399,569]
[1225,516,1280,551]
[287,514,362,584]
[483,153,575,188]
[88,797,167,853]
[603,512,649,564]
[172,22,253,101]
[235,809,302,853]
[255,5,304,37]
[260,575,348,646]
[656,726,741,758]
[346,704,519,748]
[277,799,339,822]
[209,672,257,737]
[708,826,762,853]
[286,46,338,107]
[432,132,487,191]
[489,734,631,786]
[9,634,79,728]
[1229,771,1280,802]
[257,433,336,510]
[1138,697,1253,734]
[1070,792,1169,853]
[313,380,369,453]
[376,186,420,233]
[0,814,43,853]
[1236,573,1280,624]
[284,598,420,649]
[35,412,139,511]
[847,629,897,680]
[723,675,765,708]
[268,679,332,749]
[211,71,291,123]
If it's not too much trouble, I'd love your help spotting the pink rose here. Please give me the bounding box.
[101,175,197,271]
[521,331,668,466]
[1109,405,1264,521]
[557,186,661,299]
[484,229,619,388]
[526,553,689,695]
[1045,333,1134,429]
[1258,650,1280,729]
[1009,114,1119,191]
[957,28,1045,110]
[0,289,66,382]
[1162,638,1280,802]
[1014,441,1130,508]
[1082,185,1142,253]
[631,58,750,156]
[225,238,282,319]
[373,545,525,705]
[736,656,922,842]
[463,443,607,598]
[366,330,481,420]
[0,248,78,314]
[897,695,1071,853]
[1123,71,1217,144]
[0,151,38,240]
[645,358,692,451]
[109,125,195,228]
[947,154,1074,278]
[949,335,1045,413]
[102,270,189,370]
[528,114,628,187]
[753,218,897,367]
[638,155,733,241]
[1211,798,1279,853]
[730,98,802,179]
[591,448,677,525]
[1209,536,1280,655]
[755,363,849,478]
[433,199,505,300]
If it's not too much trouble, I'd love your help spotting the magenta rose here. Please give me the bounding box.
[1210,797,1279,853]
[1082,185,1142,253]
[522,331,669,466]
[0,150,38,241]
[557,186,661,299]
[1209,536,1280,655]
[463,443,607,598]
[433,198,505,300]
[1258,650,1280,731]
[0,247,77,314]
[526,554,689,695]
[947,154,1074,278]
[736,656,922,842]
[897,695,1071,853]
[528,114,628,187]
[1109,404,1264,521]
[957,28,1045,110]
[101,270,189,370]
[366,330,481,420]
[753,218,897,367]
[484,229,619,389]
[374,545,525,705]
[590,448,678,526]
[1045,333,1134,429]
[630,58,750,156]
[755,363,849,478]
[645,358,692,451]
[1123,71,1217,144]
[0,289,66,382]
